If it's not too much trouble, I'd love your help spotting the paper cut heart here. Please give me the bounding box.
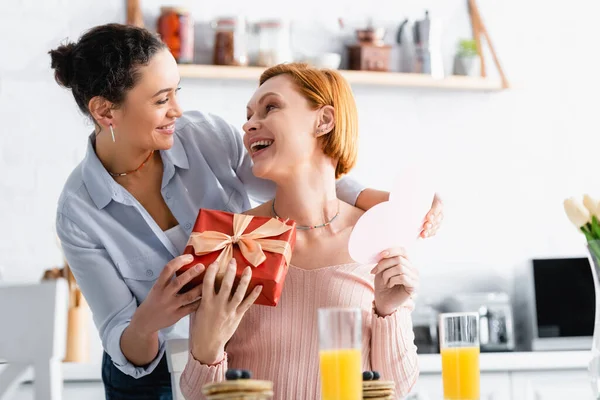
[348,171,436,264]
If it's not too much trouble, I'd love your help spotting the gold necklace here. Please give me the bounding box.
[271,200,340,230]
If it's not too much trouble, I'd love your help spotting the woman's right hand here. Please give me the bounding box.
[130,254,205,337]
[190,258,262,365]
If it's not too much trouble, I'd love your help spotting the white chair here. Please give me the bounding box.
[0,280,69,400]
[166,338,190,400]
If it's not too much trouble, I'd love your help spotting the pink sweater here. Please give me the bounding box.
[180,263,419,399]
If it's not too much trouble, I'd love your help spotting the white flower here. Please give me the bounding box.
[564,197,591,228]
[583,194,600,219]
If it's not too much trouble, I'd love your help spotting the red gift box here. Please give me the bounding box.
[176,209,296,306]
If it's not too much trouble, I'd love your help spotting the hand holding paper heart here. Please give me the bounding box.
[348,171,437,264]
[371,246,419,316]
[421,193,444,238]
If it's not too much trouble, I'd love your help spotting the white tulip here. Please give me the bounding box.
[564,197,591,228]
[583,194,600,219]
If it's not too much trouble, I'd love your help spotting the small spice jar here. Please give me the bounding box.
[212,17,248,66]
[157,7,195,64]
[255,20,291,67]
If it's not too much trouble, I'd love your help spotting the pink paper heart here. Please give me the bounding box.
[348,172,435,264]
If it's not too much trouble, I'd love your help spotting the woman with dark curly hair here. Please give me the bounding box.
[49,23,444,400]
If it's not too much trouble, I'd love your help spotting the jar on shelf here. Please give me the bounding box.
[157,7,195,64]
[212,17,248,66]
[255,20,292,67]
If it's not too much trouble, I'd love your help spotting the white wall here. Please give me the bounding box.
[1,0,599,360]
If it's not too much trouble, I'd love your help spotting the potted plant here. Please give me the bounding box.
[564,195,600,398]
[453,39,481,77]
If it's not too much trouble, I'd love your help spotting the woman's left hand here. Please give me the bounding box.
[371,247,419,317]
[420,193,444,238]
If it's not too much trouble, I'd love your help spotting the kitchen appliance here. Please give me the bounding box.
[412,303,439,354]
[396,19,415,73]
[412,10,444,78]
[346,26,391,72]
[444,292,515,352]
[526,257,595,351]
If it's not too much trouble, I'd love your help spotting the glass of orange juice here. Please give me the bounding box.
[440,312,480,400]
[318,307,362,400]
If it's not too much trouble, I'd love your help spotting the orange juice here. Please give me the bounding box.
[319,348,362,400]
[441,346,480,400]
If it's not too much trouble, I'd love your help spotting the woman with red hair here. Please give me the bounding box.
[183,63,422,399]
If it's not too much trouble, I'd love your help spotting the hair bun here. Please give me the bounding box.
[49,42,77,88]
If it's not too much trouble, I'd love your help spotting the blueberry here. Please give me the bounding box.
[241,370,252,379]
[225,369,242,380]
[362,371,374,381]
[372,371,381,380]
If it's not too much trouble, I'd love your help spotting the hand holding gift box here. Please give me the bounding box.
[177,209,297,306]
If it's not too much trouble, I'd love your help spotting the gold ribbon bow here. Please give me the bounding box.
[186,214,293,275]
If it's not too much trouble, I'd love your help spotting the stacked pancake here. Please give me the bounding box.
[362,370,395,399]
[202,369,273,400]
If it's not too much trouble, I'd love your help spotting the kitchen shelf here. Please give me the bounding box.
[178,64,505,92]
